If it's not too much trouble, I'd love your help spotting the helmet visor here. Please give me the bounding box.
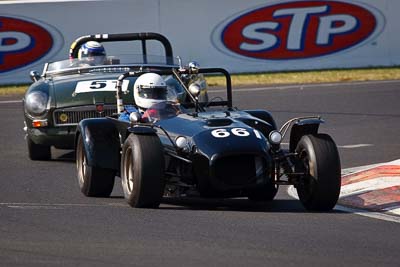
[138,86,167,100]
[87,50,106,57]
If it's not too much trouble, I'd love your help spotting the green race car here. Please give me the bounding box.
[23,32,207,160]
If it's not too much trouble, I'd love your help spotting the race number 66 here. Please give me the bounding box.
[211,128,262,139]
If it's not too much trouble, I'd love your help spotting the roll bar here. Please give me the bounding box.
[69,32,174,65]
[115,68,233,114]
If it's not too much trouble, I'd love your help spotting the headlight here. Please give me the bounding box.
[175,136,190,152]
[25,91,48,116]
[188,83,200,97]
[269,130,282,145]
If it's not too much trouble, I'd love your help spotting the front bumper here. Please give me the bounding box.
[24,104,118,149]
[26,126,76,149]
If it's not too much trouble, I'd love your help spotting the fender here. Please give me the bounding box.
[75,118,120,170]
[243,109,277,130]
[241,110,277,139]
[289,118,324,152]
[128,125,157,135]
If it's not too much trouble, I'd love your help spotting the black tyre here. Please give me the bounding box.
[121,134,165,208]
[248,183,278,202]
[76,134,115,197]
[295,134,341,211]
[27,136,51,160]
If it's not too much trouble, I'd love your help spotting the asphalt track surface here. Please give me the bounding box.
[1,80,399,266]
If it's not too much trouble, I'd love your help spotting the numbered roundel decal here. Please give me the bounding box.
[0,16,63,73]
[211,128,261,139]
[211,1,385,60]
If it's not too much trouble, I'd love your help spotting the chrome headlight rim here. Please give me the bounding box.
[24,91,49,118]
[175,136,190,152]
[269,130,282,146]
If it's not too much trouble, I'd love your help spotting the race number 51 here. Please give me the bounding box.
[74,80,129,94]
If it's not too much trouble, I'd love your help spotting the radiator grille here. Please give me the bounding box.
[213,155,262,186]
[53,106,117,126]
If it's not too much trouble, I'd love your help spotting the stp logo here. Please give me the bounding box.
[0,16,63,73]
[212,1,385,60]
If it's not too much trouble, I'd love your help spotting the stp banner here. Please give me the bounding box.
[0,0,398,84]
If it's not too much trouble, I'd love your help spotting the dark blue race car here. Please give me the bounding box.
[75,66,341,211]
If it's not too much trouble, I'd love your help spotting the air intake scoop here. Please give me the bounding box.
[206,118,233,127]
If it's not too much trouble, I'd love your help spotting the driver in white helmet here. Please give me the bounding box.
[134,73,180,121]
[134,73,168,110]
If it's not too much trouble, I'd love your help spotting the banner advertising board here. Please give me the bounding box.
[0,0,398,84]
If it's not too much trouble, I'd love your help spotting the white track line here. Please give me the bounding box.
[210,79,400,93]
[287,186,400,223]
[288,160,400,223]
[0,100,21,104]
[339,144,373,149]
[281,142,373,149]
[0,202,127,209]
[334,205,400,224]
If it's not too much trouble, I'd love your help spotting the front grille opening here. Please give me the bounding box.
[53,107,117,125]
[214,155,265,186]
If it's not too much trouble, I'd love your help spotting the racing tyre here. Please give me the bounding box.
[76,134,115,197]
[248,183,278,202]
[295,134,341,211]
[121,134,165,208]
[27,137,51,160]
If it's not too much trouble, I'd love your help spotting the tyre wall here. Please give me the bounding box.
[0,0,398,84]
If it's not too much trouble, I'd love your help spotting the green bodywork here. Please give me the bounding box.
[24,72,137,149]
[49,74,136,108]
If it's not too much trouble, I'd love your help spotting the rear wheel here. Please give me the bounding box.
[76,134,115,197]
[121,134,165,208]
[27,136,51,160]
[295,134,341,211]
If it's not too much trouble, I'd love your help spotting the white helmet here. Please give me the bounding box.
[134,73,168,109]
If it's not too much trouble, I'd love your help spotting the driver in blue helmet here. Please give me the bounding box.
[78,41,106,65]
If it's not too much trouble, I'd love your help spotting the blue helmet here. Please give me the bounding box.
[78,41,106,65]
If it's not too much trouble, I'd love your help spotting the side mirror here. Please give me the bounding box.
[30,71,41,82]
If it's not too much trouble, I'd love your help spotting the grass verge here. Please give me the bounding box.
[0,84,30,96]
[206,67,400,86]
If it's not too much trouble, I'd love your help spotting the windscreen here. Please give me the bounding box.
[181,71,231,111]
[46,54,178,73]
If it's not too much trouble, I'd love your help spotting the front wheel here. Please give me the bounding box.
[76,134,115,197]
[121,134,165,208]
[295,134,341,211]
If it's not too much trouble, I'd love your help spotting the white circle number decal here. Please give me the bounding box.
[211,128,257,138]
[231,128,250,137]
[211,128,230,138]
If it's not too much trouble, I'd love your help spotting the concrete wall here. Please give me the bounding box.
[0,0,398,84]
